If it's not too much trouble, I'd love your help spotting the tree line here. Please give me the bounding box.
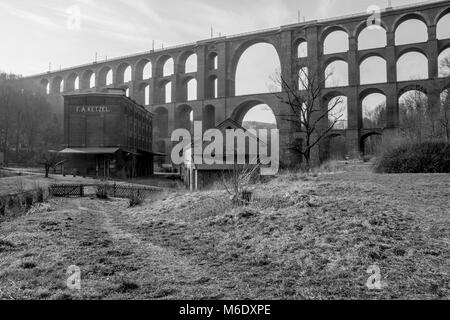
[0,72,63,165]
[272,53,450,168]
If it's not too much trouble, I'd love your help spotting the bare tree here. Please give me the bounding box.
[363,102,386,129]
[0,76,14,164]
[399,72,450,142]
[34,151,62,178]
[440,89,450,141]
[440,55,450,78]
[272,67,343,170]
[0,74,63,165]
[439,56,450,141]
[399,89,432,141]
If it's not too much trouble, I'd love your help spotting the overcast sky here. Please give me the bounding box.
[0,0,442,76]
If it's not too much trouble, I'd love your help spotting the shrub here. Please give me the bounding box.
[0,239,16,253]
[375,141,450,173]
[96,184,109,200]
[0,200,5,216]
[363,155,373,163]
[20,261,37,269]
[314,160,344,173]
[13,178,25,193]
[24,193,34,210]
[32,183,46,203]
[7,196,16,209]
[36,187,45,203]
[129,191,144,207]
[117,279,140,293]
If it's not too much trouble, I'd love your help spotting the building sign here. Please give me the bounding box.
[74,105,112,113]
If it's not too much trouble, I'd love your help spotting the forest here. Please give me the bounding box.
[0,73,63,165]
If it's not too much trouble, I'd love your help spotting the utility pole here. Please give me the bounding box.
[152,40,155,51]
[298,10,300,23]
[211,27,213,38]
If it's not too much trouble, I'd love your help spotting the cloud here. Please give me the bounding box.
[0,2,59,29]
[1,0,439,76]
[116,0,164,25]
[317,0,338,19]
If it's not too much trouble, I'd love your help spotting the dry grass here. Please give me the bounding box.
[0,164,448,300]
[0,173,98,197]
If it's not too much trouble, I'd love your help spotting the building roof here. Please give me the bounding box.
[63,90,154,115]
[59,147,166,157]
[59,148,120,155]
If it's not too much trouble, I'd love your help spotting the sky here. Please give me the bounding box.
[0,0,443,76]
[1,0,448,125]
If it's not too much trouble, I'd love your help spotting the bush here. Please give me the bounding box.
[0,200,5,216]
[129,191,144,207]
[313,160,345,174]
[363,155,373,163]
[36,187,45,203]
[375,141,450,173]
[32,183,46,203]
[24,193,34,210]
[96,184,109,200]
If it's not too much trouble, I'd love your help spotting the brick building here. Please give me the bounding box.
[60,89,160,178]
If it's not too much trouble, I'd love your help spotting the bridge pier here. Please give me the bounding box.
[345,129,361,158]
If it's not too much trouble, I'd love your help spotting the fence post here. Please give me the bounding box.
[80,185,84,197]
[114,183,116,197]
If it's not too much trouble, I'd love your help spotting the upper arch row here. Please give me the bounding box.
[296,7,450,56]
[40,51,220,94]
[38,5,450,95]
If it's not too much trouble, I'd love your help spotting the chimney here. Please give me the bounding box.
[106,88,126,95]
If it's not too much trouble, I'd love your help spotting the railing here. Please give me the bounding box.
[26,42,198,78]
[49,184,85,197]
[104,183,162,199]
[24,0,448,79]
[317,0,445,24]
[227,26,281,39]
[48,183,163,199]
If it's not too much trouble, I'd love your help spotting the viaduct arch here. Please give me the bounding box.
[26,1,450,167]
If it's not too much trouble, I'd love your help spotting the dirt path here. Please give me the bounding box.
[66,198,225,299]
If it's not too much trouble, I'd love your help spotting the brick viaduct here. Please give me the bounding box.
[25,0,450,167]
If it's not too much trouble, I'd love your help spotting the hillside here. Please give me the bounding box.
[0,163,449,299]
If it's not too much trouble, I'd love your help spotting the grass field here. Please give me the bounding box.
[0,163,448,300]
